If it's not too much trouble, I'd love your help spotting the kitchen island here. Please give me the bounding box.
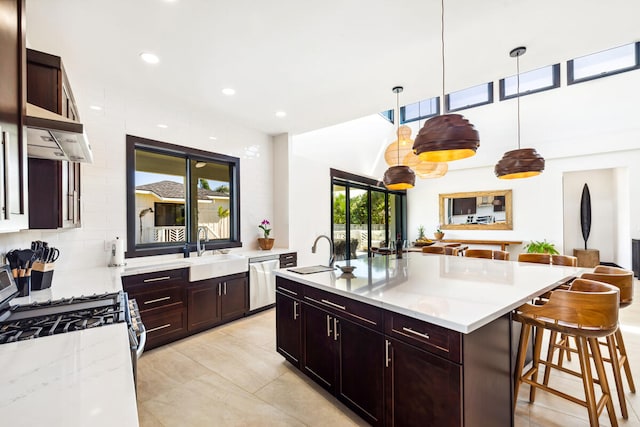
[274,253,585,426]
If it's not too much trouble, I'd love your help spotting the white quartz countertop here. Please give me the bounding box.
[275,253,588,333]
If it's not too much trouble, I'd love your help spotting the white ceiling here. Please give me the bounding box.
[26,0,640,136]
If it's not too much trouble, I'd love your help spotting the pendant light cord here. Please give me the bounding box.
[440,0,445,111]
[396,89,400,165]
[516,52,521,150]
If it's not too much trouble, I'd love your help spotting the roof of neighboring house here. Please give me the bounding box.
[136,180,228,201]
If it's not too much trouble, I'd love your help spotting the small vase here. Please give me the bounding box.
[434,232,445,241]
[258,238,275,250]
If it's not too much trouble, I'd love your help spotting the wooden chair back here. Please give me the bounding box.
[422,246,445,254]
[465,249,492,259]
[517,253,551,265]
[444,246,460,256]
[492,250,510,260]
[516,278,619,337]
[581,265,634,307]
[551,254,578,267]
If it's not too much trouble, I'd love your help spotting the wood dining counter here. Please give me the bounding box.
[440,238,523,251]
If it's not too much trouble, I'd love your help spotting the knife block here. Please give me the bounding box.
[31,262,55,290]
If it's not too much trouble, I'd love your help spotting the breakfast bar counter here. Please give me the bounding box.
[274,253,586,426]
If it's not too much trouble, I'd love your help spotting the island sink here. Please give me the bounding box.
[186,253,248,281]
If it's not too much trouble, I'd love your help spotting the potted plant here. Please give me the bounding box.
[434,225,444,241]
[258,219,274,250]
[417,225,426,240]
[524,240,559,254]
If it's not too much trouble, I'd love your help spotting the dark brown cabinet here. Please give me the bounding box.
[187,273,247,332]
[122,268,189,350]
[275,278,302,367]
[279,252,297,268]
[0,0,28,233]
[26,48,81,229]
[302,302,337,389]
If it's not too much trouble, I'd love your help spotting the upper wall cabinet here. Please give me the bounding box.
[26,49,81,229]
[439,190,513,230]
[0,0,29,233]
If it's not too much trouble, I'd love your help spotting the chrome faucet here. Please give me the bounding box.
[197,227,208,256]
[312,235,335,267]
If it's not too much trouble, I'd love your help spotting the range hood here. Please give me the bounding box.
[25,103,93,163]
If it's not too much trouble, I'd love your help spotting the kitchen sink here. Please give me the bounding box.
[185,253,248,282]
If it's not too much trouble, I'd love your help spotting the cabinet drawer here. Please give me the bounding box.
[141,307,187,349]
[279,252,297,268]
[303,286,382,332]
[385,311,462,363]
[122,268,188,289]
[276,277,302,298]
[133,285,185,311]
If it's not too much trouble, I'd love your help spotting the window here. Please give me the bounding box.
[446,83,493,112]
[331,169,407,260]
[568,42,639,85]
[379,109,394,124]
[126,135,241,257]
[401,97,440,123]
[500,64,560,100]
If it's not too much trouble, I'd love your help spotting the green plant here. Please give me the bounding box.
[217,205,230,218]
[417,225,425,239]
[258,219,271,238]
[524,240,559,254]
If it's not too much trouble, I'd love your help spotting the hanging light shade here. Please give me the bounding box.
[412,0,480,163]
[383,87,415,190]
[384,125,414,166]
[495,47,545,179]
[403,151,448,178]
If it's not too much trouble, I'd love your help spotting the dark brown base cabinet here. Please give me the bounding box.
[123,269,248,350]
[275,276,513,427]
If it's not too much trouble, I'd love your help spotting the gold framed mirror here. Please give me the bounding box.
[439,190,512,230]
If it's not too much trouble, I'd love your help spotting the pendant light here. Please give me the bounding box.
[383,86,415,190]
[384,125,414,166]
[495,47,545,179]
[412,0,479,163]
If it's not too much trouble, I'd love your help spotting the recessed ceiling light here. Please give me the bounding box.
[275,111,287,118]
[157,124,168,128]
[140,52,160,64]
[209,136,217,140]
[222,88,235,96]
[89,105,102,111]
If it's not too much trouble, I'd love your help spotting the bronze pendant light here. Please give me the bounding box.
[383,86,415,190]
[412,0,480,163]
[495,47,545,179]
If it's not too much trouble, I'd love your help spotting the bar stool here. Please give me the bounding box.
[492,250,510,260]
[465,249,493,259]
[444,246,460,256]
[422,246,445,254]
[551,254,578,266]
[518,253,551,264]
[513,278,619,427]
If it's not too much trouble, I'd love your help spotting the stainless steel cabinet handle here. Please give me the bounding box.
[224,282,227,295]
[385,339,391,368]
[218,283,222,296]
[277,286,298,296]
[143,276,171,283]
[2,131,9,220]
[333,317,339,341]
[402,327,430,340]
[147,323,171,333]
[136,324,147,359]
[143,296,170,305]
[326,315,332,337]
[321,299,346,311]
[293,301,299,320]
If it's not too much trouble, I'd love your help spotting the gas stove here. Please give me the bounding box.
[0,292,127,343]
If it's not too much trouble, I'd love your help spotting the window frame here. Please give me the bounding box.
[400,97,440,124]
[330,169,407,260]
[445,82,494,113]
[567,42,640,85]
[499,64,561,100]
[126,134,241,258]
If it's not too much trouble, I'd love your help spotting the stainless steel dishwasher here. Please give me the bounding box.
[248,254,280,311]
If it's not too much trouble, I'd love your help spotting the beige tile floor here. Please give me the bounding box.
[137,279,640,426]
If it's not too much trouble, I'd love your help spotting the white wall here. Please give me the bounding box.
[0,87,274,271]
[289,66,640,269]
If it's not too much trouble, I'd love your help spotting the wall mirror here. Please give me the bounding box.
[439,190,513,230]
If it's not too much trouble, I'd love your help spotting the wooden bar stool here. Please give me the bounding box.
[513,278,619,427]
[444,246,460,256]
[465,249,493,259]
[422,246,445,254]
[518,253,551,264]
[552,254,578,266]
[492,250,510,260]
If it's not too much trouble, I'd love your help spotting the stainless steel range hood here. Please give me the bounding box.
[25,103,93,163]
